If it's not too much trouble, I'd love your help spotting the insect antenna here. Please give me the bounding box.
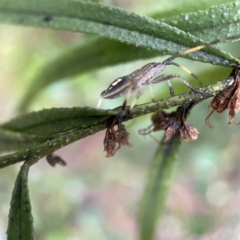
[148,134,161,144]
[159,35,240,90]
[164,35,240,64]
[138,125,161,144]
[170,61,203,87]
[205,109,216,128]
[138,124,154,135]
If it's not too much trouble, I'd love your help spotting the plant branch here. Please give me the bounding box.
[0,75,234,169]
[124,76,234,120]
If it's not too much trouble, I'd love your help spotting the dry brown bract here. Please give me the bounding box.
[46,153,67,167]
[139,105,198,142]
[104,117,131,157]
[205,66,240,127]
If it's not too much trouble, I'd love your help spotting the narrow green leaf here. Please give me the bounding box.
[0,0,238,65]
[159,1,240,41]
[138,135,181,240]
[151,0,234,20]
[10,1,239,111]
[2,107,118,135]
[0,127,49,152]
[7,163,34,240]
[0,107,117,156]
[0,122,107,169]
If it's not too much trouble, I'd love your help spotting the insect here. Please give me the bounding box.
[97,36,239,110]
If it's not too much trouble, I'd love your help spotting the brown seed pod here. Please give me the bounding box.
[103,117,131,157]
[205,66,240,127]
[228,67,240,124]
[103,129,117,157]
[46,153,67,167]
[179,120,199,142]
[139,104,199,142]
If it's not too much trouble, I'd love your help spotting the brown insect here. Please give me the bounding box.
[97,35,240,111]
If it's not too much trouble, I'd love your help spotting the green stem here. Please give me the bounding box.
[138,135,181,240]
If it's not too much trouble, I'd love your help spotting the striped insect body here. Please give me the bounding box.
[97,62,166,109]
[101,76,131,99]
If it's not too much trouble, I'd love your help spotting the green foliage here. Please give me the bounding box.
[0,0,239,240]
[0,77,232,168]
[0,0,237,63]
[159,1,240,41]
[0,0,239,110]
[0,107,118,168]
[151,0,233,19]
[7,163,33,240]
[2,107,117,135]
[138,135,181,240]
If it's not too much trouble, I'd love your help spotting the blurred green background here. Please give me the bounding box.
[1,0,240,239]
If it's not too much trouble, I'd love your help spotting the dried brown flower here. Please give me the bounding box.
[228,72,240,124]
[139,104,199,142]
[205,66,240,127]
[179,120,198,141]
[103,129,116,157]
[104,117,131,157]
[46,153,67,167]
[151,111,175,132]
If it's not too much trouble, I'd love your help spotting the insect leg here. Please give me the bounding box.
[130,88,143,110]
[122,88,132,111]
[167,80,175,96]
[151,74,205,96]
[147,82,155,101]
[170,62,203,87]
[205,109,215,128]
[138,124,154,135]
[150,74,175,95]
